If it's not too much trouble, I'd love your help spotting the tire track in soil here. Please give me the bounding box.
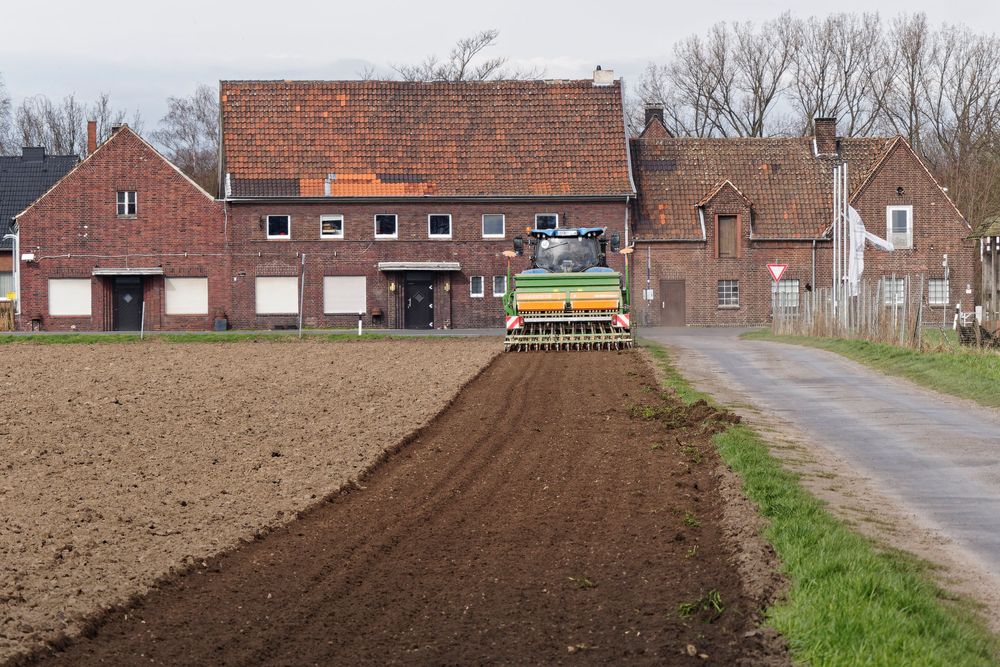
[16,351,787,666]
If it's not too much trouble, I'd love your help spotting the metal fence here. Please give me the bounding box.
[772,275,948,348]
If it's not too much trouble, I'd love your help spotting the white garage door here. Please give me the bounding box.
[165,277,209,315]
[48,278,92,316]
[256,276,298,314]
[323,276,367,314]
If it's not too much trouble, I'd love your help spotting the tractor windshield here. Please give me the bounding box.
[533,236,601,273]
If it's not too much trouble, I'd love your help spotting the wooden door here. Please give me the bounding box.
[660,279,685,326]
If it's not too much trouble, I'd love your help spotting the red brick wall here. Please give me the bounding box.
[633,143,975,326]
[16,129,227,331]
[226,200,628,330]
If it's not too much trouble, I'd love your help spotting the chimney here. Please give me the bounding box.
[593,65,614,86]
[645,105,665,128]
[21,147,45,162]
[87,120,97,156]
[814,117,838,155]
[111,124,123,135]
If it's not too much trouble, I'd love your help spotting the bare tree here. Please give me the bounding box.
[8,91,140,156]
[881,13,932,148]
[14,94,85,155]
[90,92,144,143]
[392,29,541,81]
[151,84,219,195]
[0,74,13,154]
[789,14,892,137]
[638,15,798,137]
[356,64,379,81]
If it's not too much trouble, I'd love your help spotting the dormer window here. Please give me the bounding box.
[116,191,136,217]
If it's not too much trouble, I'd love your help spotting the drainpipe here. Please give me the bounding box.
[812,239,817,291]
[3,231,17,316]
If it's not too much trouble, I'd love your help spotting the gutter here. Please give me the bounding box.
[223,194,636,205]
[634,238,705,243]
[749,235,830,242]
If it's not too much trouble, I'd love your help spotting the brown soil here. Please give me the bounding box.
[15,351,788,666]
[0,339,498,664]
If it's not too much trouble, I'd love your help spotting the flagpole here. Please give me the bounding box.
[833,166,839,315]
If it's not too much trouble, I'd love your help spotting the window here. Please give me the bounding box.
[928,278,949,306]
[255,276,298,314]
[887,205,912,249]
[116,191,136,216]
[470,276,484,297]
[882,277,905,305]
[718,215,737,258]
[428,214,452,238]
[266,215,290,239]
[717,280,739,307]
[492,275,507,297]
[482,214,505,238]
[535,213,558,230]
[776,279,799,310]
[323,276,366,314]
[320,215,344,239]
[48,278,92,316]
[165,278,208,315]
[375,214,398,239]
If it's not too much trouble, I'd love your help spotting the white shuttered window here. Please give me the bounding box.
[48,279,92,316]
[323,276,367,314]
[255,277,299,314]
[165,278,209,315]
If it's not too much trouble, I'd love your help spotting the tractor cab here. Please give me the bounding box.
[513,228,620,274]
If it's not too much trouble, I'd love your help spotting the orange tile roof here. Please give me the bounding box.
[631,135,891,239]
[221,80,634,199]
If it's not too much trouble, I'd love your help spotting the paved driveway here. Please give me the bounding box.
[641,327,1000,580]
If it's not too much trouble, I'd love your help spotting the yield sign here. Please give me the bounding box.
[767,263,788,282]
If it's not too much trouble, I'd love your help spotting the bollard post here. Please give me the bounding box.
[357,312,363,336]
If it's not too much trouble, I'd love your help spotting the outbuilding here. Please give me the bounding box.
[631,110,974,326]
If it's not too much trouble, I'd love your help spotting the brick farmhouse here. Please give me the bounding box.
[7,74,977,331]
[15,125,226,331]
[218,76,634,330]
[631,110,975,326]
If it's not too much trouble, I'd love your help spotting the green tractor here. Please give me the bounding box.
[502,227,633,351]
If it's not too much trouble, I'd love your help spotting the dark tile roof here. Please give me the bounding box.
[220,79,634,199]
[0,149,78,249]
[632,135,891,240]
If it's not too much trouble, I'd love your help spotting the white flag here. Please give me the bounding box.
[847,206,894,296]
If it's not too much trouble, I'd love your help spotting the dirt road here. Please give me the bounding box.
[17,352,784,666]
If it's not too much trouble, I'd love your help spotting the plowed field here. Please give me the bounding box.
[15,350,788,666]
[0,339,497,664]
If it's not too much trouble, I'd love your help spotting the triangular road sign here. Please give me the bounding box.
[767,263,788,282]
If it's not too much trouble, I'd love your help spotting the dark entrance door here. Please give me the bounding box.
[112,276,144,331]
[405,273,433,329]
[660,279,685,326]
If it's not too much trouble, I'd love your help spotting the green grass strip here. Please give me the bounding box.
[643,340,1000,666]
[0,332,413,345]
[743,329,1000,408]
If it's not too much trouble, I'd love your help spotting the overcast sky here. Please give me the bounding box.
[3,0,1000,128]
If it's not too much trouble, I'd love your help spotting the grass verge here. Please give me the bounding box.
[742,329,1000,408]
[644,339,1000,666]
[0,332,406,345]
